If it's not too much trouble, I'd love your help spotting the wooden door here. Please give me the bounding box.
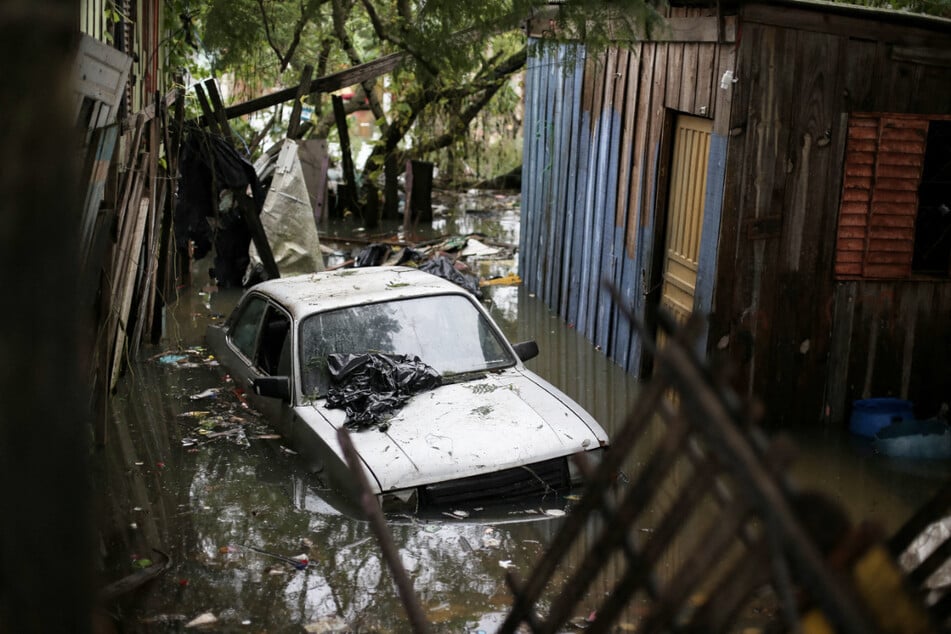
[660,115,712,325]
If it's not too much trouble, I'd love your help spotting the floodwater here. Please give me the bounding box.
[94,190,951,632]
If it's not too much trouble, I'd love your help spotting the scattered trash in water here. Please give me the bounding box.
[234,544,310,570]
[185,612,218,628]
[499,560,516,569]
[543,508,566,517]
[190,388,220,400]
[419,254,483,298]
[482,527,501,548]
[151,347,219,369]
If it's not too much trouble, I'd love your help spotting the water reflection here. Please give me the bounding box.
[95,194,951,632]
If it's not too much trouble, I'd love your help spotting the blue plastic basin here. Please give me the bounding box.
[849,398,915,438]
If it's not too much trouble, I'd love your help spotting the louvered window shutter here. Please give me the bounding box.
[835,114,929,279]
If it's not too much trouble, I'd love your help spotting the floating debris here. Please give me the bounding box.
[185,612,218,628]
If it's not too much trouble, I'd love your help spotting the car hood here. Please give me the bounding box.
[297,368,606,492]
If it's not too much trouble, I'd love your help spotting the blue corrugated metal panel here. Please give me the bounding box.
[609,51,638,370]
[519,46,542,289]
[595,52,625,353]
[567,90,593,328]
[694,133,727,356]
[559,47,586,319]
[543,46,567,307]
[536,49,556,299]
[575,57,603,337]
[582,53,610,342]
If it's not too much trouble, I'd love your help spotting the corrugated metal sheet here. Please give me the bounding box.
[521,20,726,376]
[521,43,633,362]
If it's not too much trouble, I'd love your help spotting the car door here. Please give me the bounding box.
[221,294,295,432]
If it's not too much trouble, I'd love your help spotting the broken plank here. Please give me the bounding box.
[203,78,237,145]
[110,194,150,390]
[205,53,405,123]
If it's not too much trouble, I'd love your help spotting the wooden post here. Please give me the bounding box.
[408,159,433,223]
[193,82,220,137]
[332,94,359,218]
[402,158,414,234]
[287,64,314,140]
[238,194,280,280]
[203,78,237,146]
[384,153,399,220]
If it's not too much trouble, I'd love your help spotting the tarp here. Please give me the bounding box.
[419,255,483,298]
[325,353,442,431]
[250,139,325,276]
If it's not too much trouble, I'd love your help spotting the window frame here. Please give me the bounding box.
[834,112,951,281]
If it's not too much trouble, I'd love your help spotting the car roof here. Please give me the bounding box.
[248,266,472,320]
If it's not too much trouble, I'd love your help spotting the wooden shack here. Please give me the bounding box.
[520,0,951,426]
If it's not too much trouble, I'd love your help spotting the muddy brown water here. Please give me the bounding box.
[95,191,950,632]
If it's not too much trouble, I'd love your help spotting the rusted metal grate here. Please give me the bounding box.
[496,298,882,634]
[341,289,943,633]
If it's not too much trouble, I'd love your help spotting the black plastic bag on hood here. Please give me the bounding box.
[325,353,442,431]
[419,255,482,299]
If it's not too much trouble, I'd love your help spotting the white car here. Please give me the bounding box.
[206,266,609,515]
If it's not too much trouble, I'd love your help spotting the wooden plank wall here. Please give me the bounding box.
[79,0,109,42]
[709,3,951,427]
[520,6,732,376]
[78,0,166,116]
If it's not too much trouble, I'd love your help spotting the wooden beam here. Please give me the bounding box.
[199,52,405,124]
[192,82,221,136]
[741,2,951,47]
[238,194,280,280]
[203,78,237,145]
[526,12,736,43]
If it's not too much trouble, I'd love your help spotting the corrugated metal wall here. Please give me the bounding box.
[520,7,734,376]
[522,2,951,427]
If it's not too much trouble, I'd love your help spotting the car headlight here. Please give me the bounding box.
[568,447,606,485]
[380,487,419,514]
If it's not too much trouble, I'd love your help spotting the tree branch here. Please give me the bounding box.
[256,0,288,68]
[331,0,387,128]
[257,0,325,72]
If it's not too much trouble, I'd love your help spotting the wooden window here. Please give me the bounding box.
[834,113,951,280]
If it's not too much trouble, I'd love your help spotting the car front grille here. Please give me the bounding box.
[419,456,571,508]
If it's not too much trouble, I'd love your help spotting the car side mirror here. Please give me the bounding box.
[252,375,291,401]
[512,340,539,362]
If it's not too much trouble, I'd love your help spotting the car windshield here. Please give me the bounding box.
[299,294,516,397]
